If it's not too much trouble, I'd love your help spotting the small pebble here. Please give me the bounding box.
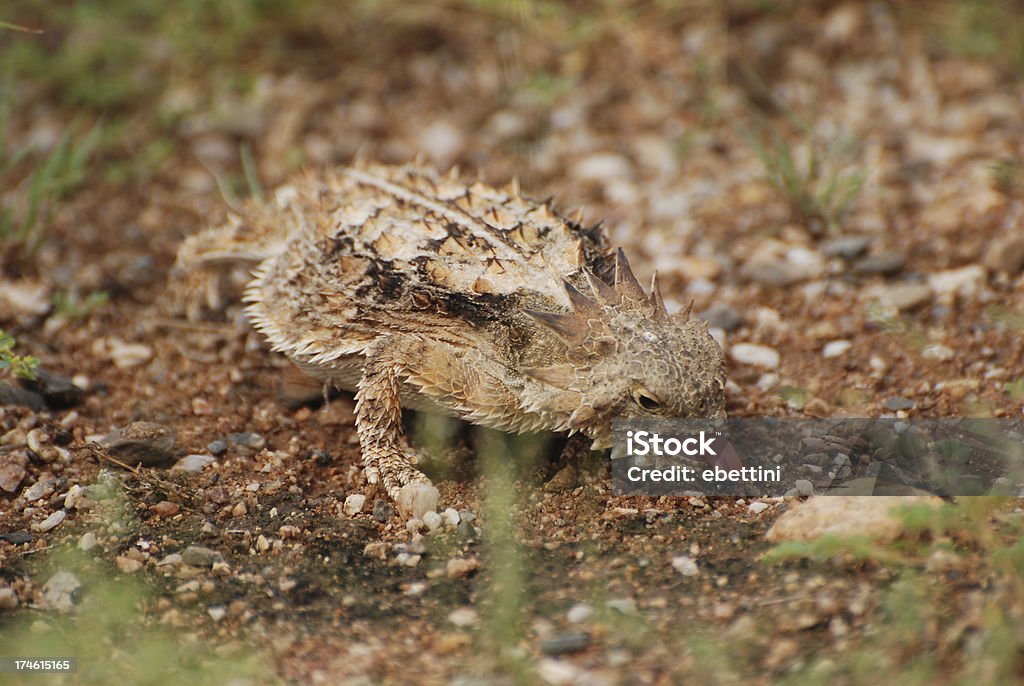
[343,493,367,516]
[748,501,770,514]
[207,440,228,456]
[372,500,396,522]
[181,545,226,568]
[446,557,480,579]
[730,343,780,369]
[699,303,743,332]
[671,555,699,577]
[208,606,227,622]
[23,479,55,502]
[0,530,34,545]
[442,508,461,528]
[228,432,266,450]
[983,234,1024,274]
[822,235,871,259]
[884,397,916,411]
[567,603,594,624]
[854,252,906,275]
[103,422,177,467]
[794,479,815,496]
[822,340,852,358]
[171,454,216,474]
[107,339,153,369]
[872,283,931,311]
[0,456,27,493]
[456,520,477,540]
[151,501,180,517]
[40,571,80,612]
[78,532,98,551]
[22,369,84,409]
[33,509,66,532]
[63,484,84,510]
[540,633,591,655]
[405,519,425,535]
[115,555,143,573]
[928,265,986,300]
[157,553,182,567]
[606,598,637,615]
[922,344,954,361]
[448,607,478,627]
[537,659,580,686]
[423,510,443,531]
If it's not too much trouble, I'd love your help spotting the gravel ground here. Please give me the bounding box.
[2,2,1024,684]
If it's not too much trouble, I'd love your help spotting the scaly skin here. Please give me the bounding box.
[171,162,726,516]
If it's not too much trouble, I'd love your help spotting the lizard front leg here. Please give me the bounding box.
[355,336,440,518]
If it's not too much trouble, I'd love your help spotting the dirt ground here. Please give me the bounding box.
[2,2,1024,684]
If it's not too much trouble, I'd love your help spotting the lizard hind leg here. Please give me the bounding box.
[354,337,440,518]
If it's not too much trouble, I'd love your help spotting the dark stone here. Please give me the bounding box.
[0,530,35,544]
[699,303,743,332]
[854,252,906,275]
[540,633,591,655]
[103,422,177,467]
[228,432,266,450]
[207,440,228,456]
[883,397,916,411]
[21,369,85,409]
[822,236,871,259]
[372,499,395,523]
[180,545,226,568]
[309,449,332,466]
[0,382,45,411]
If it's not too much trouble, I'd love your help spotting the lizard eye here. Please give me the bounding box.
[632,387,661,412]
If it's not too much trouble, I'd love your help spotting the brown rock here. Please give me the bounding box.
[103,422,177,467]
[766,495,942,544]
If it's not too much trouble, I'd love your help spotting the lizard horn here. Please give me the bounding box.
[614,248,647,302]
[524,309,586,344]
[649,271,669,321]
[583,268,618,306]
[562,280,600,316]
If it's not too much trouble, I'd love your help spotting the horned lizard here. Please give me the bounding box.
[172,162,726,516]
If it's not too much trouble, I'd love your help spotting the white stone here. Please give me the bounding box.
[538,658,580,686]
[343,493,367,516]
[448,607,478,627]
[170,454,216,474]
[442,508,461,528]
[78,532,98,552]
[922,344,954,361]
[567,603,594,624]
[33,510,66,532]
[748,501,770,514]
[422,510,443,531]
[822,340,852,358]
[671,555,699,577]
[107,339,153,369]
[730,343,780,369]
[928,265,986,301]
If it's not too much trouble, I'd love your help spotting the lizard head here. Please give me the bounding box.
[525,248,726,449]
